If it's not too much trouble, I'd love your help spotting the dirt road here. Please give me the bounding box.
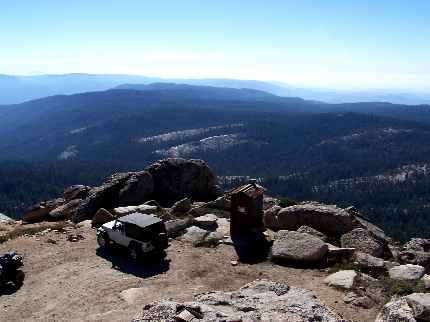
[0,224,378,321]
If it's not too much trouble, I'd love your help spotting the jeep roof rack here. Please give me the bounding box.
[118,213,162,227]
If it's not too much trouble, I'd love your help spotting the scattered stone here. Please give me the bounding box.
[170,198,192,215]
[230,260,238,266]
[67,234,85,242]
[389,264,426,280]
[406,293,430,321]
[341,228,384,258]
[165,218,193,237]
[46,238,57,244]
[324,270,357,289]
[343,292,375,309]
[297,225,328,242]
[193,214,218,229]
[271,230,329,263]
[92,208,114,227]
[133,279,345,322]
[180,226,210,247]
[263,196,280,210]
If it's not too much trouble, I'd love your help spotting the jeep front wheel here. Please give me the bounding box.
[97,234,109,248]
[128,243,140,261]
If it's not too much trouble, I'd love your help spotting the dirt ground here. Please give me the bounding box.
[0,223,379,322]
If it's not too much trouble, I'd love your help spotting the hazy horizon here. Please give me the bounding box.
[1,1,430,92]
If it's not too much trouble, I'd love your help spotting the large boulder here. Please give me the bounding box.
[165,218,193,237]
[133,279,345,322]
[49,199,82,220]
[353,251,385,270]
[297,225,328,242]
[23,198,65,223]
[146,158,221,206]
[91,208,115,227]
[271,230,329,263]
[265,202,375,237]
[113,204,158,217]
[63,185,91,202]
[341,228,384,258]
[193,214,218,229]
[73,172,132,222]
[324,270,357,289]
[389,264,426,280]
[118,171,154,206]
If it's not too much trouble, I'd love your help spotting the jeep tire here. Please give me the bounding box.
[97,233,110,249]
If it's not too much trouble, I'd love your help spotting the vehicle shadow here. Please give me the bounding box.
[0,283,23,296]
[96,247,170,278]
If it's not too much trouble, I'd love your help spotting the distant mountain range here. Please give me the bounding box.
[1,82,430,239]
[1,73,429,105]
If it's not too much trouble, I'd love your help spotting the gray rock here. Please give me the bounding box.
[202,195,231,211]
[343,292,374,309]
[422,275,430,289]
[193,214,218,229]
[165,218,193,237]
[341,228,384,258]
[297,225,328,242]
[118,171,154,206]
[113,204,158,217]
[271,230,329,263]
[23,198,65,223]
[324,270,357,289]
[404,238,430,252]
[263,205,282,228]
[91,208,115,227]
[170,197,192,215]
[327,245,355,264]
[406,293,430,321]
[376,297,416,322]
[263,196,280,210]
[399,250,430,273]
[49,199,82,220]
[146,158,221,206]
[180,226,210,247]
[63,185,91,202]
[389,264,426,280]
[353,251,385,269]
[265,202,371,236]
[133,279,345,322]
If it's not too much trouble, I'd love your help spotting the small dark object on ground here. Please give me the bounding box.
[0,251,25,292]
[67,234,85,242]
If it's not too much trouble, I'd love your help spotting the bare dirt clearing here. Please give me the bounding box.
[0,224,378,321]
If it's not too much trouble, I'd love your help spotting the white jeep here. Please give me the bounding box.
[96,212,168,260]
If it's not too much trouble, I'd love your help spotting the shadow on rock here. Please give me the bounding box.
[96,247,170,278]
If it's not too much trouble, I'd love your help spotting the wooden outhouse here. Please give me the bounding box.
[229,180,265,235]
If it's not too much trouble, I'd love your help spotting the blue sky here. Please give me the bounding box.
[1,0,429,91]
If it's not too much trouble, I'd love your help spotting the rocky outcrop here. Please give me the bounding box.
[271,230,328,263]
[132,279,345,322]
[118,171,154,206]
[406,293,430,321]
[405,238,430,252]
[63,185,91,202]
[389,264,426,280]
[399,250,430,273]
[113,205,158,217]
[72,159,220,222]
[341,228,384,257]
[146,158,221,206]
